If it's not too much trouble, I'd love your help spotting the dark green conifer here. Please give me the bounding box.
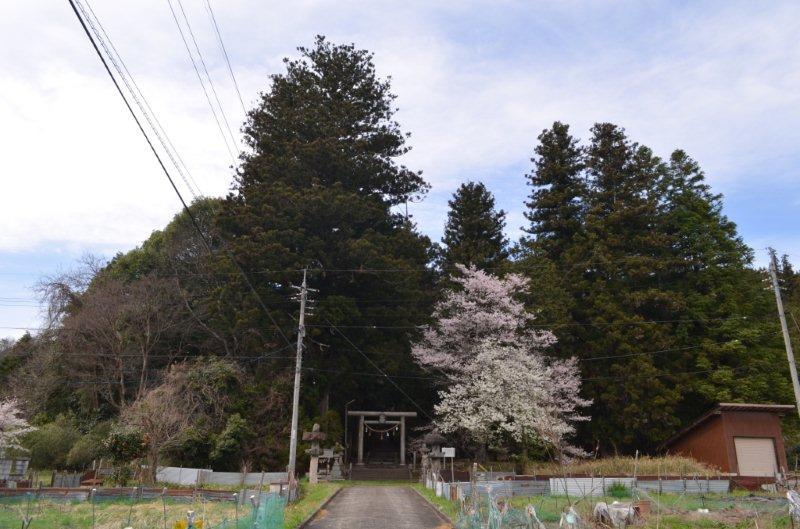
[218,36,436,415]
[440,181,508,270]
[523,121,585,262]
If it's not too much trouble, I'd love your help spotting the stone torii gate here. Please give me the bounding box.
[347,410,417,465]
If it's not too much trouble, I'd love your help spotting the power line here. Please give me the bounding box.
[580,329,782,362]
[325,318,434,421]
[0,254,767,277]
[53,359,773,387]
[202,0,247,114]
[65,0,293,349]
[581,364,756,382]
[76,0,201,198]
[0,315,779,333]
[305,315,762,330]
[0,325,781,365]
[173,0,239,154]
[164,0,237,163]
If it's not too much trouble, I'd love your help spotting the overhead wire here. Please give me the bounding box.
[304,315,762,330]
[76,0,201,198]
[163,0,237,163]
[172,0,239,155]
[65,0,294,349]
[0,252,773,277]
[0,325,782,368]
[324,317,434,421]
[202,0,247,114]
[0,315,778,333]
[50,361,770,387]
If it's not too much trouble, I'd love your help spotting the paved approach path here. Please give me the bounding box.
[304,486,453,529]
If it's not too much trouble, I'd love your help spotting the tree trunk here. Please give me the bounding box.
[476,442,487,463]
[147,449,159,485]
[319,390,330,415]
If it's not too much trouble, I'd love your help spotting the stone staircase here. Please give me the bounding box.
[350,465,412,481]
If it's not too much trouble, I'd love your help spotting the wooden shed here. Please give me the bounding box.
[662,403,795,476]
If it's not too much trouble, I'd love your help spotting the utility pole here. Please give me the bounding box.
[768,248,800,418]
[288,269,308,479]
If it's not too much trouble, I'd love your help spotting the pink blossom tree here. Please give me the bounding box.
[412,265,589,455]
[412,265,556,376]
[0,399,35,454]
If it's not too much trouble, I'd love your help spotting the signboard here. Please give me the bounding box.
[442,447,455,458]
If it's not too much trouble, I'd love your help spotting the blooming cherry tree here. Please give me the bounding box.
[413,265,589,454]
[412,265,555,376]
[0,399,35,454]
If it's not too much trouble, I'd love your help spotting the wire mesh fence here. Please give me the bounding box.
[427,467,795,528]
[450,489,793,529]
[0,488,285,529]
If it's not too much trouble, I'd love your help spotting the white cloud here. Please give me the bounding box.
[0,0,798,256]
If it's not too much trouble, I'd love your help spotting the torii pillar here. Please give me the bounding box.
[347,410,417,465]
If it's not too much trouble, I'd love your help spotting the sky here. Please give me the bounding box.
[1,0,799,339]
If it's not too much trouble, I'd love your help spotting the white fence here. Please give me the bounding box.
[430,476,730,500]
[549,477,636,496]
[0,459,29,481]
[637,478,730,494]
[155,467,288,488]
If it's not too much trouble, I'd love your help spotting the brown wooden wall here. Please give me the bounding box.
[668,413,730,471]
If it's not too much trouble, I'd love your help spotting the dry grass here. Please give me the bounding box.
[0,497,243,529]
[526,455,719,477]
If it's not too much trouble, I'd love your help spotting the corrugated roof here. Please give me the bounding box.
[660,403,796,450]
[716,403,796,413]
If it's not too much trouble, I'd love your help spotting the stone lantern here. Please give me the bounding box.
[303,423,326,484]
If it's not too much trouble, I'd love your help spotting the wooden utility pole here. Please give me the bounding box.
[768,248,800,418]
[288,269,309,478]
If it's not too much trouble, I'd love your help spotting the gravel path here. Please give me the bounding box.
[303,486,452,529]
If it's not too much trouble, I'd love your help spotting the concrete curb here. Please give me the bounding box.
[409,485,455,527]
[296,486,344,529]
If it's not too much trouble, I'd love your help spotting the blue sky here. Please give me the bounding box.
[1,0,799,339]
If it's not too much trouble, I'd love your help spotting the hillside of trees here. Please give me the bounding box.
[1,37,799,473]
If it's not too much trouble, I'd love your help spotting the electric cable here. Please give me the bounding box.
[163,0,237,163]
[66,0,293,348]
[203,0,247,114]
[76,0,201,198]
[173,0,239,152]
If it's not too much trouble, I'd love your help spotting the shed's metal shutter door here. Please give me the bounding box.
[734,437,778,476]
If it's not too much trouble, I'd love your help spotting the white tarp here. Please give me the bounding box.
[155,467,288,487]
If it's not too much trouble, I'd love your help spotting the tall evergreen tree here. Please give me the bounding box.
[217,37,436,429]
[523,122,586,262]
[568,124,681,452]
[660,151,792,420]
[517,122,585,347]
[440,181,508,270]
[780,255,799,299]
[521,123,794,453]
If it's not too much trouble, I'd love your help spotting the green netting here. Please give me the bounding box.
[0,490,285,529]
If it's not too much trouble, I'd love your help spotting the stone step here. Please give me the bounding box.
[350,466,411,481]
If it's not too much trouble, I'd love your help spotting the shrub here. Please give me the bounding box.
[104,426,147,464]
[66,434,103,470]
[211,414,253,470]
[607,482,631,498]
[24,415,80,469]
